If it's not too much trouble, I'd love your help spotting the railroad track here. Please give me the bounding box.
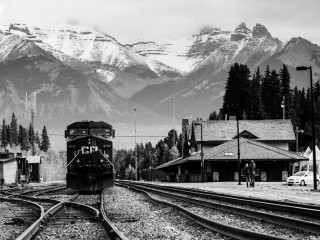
[0,195,43,239]
[117,181,320,240]
[10,190,127,240]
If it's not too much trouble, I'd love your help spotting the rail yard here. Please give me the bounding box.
[0,181,320,240]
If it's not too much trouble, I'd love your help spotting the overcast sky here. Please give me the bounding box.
[0,0,319,45]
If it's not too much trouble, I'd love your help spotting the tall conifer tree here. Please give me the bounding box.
[247,68,266,119]
[40,126,50,152]
[22,127,30,151]
[222,62,251,118]
[280,64,295,121]
[1,120,8,148]
[10,113,18,146]
[7,124,13,147]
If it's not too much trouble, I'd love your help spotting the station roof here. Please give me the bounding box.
[156,138,307,170]
[192,119,295,142]
[0,157,16,163]
[27,156,41,164]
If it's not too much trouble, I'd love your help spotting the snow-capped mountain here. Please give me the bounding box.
[0,30,171,134]
[1,21,320,131]
[2,23,182,98]
[130,23,320,120]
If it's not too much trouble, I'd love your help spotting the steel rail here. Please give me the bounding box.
[118,181,320,217]
[118,183,289,240]
[32,186,67,196]
[16,199,101,240]
[118,181,320,235]
[100,193,129,240]
[0,195,44,215]
[16,202,64,240]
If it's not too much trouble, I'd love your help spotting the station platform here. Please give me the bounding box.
[145,181,320,206]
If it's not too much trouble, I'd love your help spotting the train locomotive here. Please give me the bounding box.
[65,121,115,193]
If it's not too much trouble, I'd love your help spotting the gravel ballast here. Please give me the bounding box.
[0,201,37,240]
[104,186,231,239]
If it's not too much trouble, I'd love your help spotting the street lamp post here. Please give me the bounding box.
[296,66,317,190]
[194,122,204,183]
[281,96,285,120]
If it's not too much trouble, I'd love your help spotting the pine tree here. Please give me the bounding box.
[299,88,308,128]
[267,70,282,119]
[40,126,50,152]
[261,66,272,118]
[34,131,41,147]
[209,111,218,120]
[10,113,18,146]
[18,124,23,146]
[21,127,30,151]
[29,123,35,153]
[1,120,8,148]
[222,62,251,118]
[247,68,266,119]
[7,124,13,147]
[314,81,320,101]
[280,64,295,121]
[292,87,301,128]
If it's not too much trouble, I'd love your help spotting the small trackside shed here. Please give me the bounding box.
[0,153,17,185]
[27,156,41,182]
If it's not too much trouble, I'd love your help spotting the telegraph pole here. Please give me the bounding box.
[134,109,137,181]
[173,97,175,145]
[26,92,36,156]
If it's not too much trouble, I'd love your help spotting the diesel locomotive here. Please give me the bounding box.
[65,121,115,192]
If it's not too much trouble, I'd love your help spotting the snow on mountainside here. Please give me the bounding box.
[131,23,320,120]
[0,30,171,135]
[1,21,320,126]
[1,23,182,98]
[124,35,198,73]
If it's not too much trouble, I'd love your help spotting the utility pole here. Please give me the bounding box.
[237,118,241,185]
[26,92,36,156]
[134,109,137,181]
[173,97,175,150]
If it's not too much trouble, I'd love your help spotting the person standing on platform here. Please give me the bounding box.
[249,160,256,187]
[243,163,250,187]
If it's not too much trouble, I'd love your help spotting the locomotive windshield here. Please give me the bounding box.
[91,128,111,136]
[69,129,88,136]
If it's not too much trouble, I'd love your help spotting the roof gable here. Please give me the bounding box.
[233,130,258,139]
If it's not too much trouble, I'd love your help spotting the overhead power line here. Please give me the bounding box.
[47,133,167,138]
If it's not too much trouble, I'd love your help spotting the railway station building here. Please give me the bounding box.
[156,119,307,182]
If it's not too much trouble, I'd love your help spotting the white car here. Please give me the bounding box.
[286,171,320,186]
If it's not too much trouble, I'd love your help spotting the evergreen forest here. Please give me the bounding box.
[0,113,50,153]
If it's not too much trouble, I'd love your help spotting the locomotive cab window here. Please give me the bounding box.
[91,128,111,136]
[69,129,88,136]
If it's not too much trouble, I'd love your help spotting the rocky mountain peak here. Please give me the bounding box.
[230,22,251,41]
[234,22,251,34]
[252,23,272,38]
[199,26,222,35]
[9,23,31,35]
